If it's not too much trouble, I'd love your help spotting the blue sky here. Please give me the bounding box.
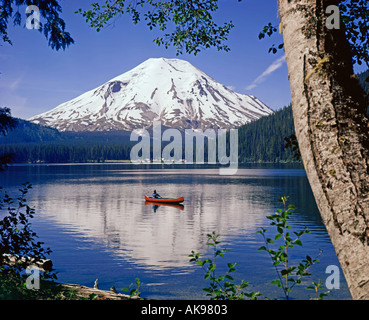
[0,0,291,119]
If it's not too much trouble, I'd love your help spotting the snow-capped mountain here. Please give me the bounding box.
[29,58,273,132]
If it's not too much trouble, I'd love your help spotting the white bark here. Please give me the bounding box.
[278,0,369,299]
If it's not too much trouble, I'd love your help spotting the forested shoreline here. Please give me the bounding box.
[0,105,298,164]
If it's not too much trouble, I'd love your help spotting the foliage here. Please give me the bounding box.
[0,0,74,50]
[0,184,119,300]
[189,232,262,300]
[75,0,369,68]
[0,108,17,171]
[0,183,87,300]
[259,0,369,69]
[306,280,331,300]
[339,0,369,67]
[0,183,60,299]
[0,153,15,173]
[76,0,236,55]
[258,22,283,54]
[257,196,329,300]
[122,278,144,299]
[0,108,17,137]
[284,134,301,161]
[189,197,331,300]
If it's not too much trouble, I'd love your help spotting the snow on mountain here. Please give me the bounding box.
[29,58,273,132]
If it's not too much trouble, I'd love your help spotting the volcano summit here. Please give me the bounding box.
[29,58,273,132]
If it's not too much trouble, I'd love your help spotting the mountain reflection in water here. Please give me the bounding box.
[0,164,351,299]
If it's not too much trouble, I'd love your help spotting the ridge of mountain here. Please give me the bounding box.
[28,58,273,132]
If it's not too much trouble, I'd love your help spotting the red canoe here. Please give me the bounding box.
[144,195,184,204]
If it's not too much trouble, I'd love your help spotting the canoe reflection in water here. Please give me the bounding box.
[145,201,185,212]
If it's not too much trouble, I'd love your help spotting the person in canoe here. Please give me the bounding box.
[152,189,161,199]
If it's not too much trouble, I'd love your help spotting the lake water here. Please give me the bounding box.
[0,163,351,300]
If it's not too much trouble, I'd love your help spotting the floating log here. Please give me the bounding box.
[59,283,136,300]
[2,255,141,300]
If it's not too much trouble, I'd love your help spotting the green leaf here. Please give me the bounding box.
[274,233,282,241]
[281,269,289,276]
[271,280,281,287]
[225,274,234,281]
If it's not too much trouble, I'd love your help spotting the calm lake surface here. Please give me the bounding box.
[0,163,351,300]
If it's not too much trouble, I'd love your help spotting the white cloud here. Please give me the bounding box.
[0,74,25,91]
[246,55,286,91]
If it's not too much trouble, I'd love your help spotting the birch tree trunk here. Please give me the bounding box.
[278,0,369,299]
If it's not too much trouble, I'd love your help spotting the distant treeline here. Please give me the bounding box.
[1,105,298,164]
[1,143,132,163]
[238,104,296,162]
